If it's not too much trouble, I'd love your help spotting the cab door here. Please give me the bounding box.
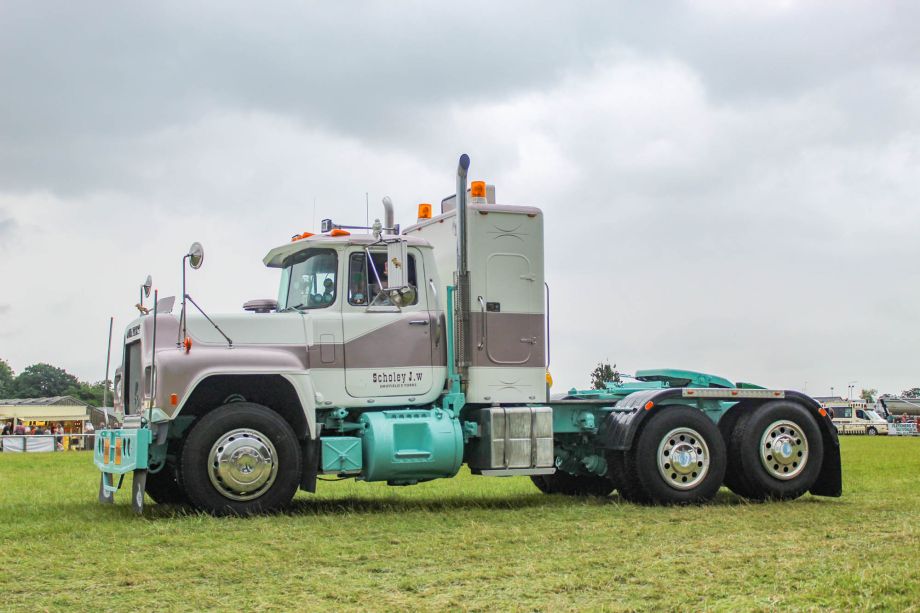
[342,247,434,398]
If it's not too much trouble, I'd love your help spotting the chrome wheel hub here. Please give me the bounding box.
[208,428,278,501]
[657,427,710,490]
[760,420,808,480]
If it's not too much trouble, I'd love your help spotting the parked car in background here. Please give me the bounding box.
[830,406,889,435]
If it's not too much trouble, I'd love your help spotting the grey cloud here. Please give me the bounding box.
[0,1,918,396]
[3,1,920,197]
[0,213,17,248]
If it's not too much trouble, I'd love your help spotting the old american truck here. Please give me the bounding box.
[94,154,842,514]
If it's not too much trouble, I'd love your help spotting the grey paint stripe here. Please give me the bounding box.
[469,312,546,368]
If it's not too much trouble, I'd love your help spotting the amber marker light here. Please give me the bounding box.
[644,401,655,411]
[170,394,179,406]
[330,228,350,236]
[417,203,432,219]
[184,337,193,353]
[470,181,486,198]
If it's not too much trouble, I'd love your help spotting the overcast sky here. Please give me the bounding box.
[1,1,918,397]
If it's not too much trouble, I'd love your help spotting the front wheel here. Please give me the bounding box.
[179,402,302,515]
[867,427,878,436]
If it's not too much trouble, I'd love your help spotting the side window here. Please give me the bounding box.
[348,253,369,305]
[348,250,417,306]
[282,249,338,309]
[839,408,852,419]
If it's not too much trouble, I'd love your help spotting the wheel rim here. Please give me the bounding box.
[657,427,711,490]
[207,428,278,501]
[759,420,808,480]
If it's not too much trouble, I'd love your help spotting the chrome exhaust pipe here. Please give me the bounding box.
[455,154,471,373]
[382,196,395,234]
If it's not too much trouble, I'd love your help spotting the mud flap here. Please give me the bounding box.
[98,473,115,504]
[131,469,147,514]
[300,437,319,493]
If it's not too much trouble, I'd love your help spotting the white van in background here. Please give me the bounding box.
[829,405,889,435]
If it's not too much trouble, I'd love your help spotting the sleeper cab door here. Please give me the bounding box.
[482,253,542,365]
[342,247,434,398]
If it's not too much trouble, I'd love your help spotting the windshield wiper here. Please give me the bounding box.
[280,303,306,313]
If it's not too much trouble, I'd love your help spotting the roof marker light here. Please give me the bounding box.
[330,228,350,237]
[471,181,486,198]
[417,203,432,219]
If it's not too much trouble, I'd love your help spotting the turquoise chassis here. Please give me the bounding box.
[94,368,841,514]
[95,289,842,514]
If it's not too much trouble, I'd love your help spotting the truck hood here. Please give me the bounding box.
[184,312,305,346]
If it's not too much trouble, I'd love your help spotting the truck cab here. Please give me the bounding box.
[261,233,447,409]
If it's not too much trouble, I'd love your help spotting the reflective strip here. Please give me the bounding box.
[682,389,784,399]
[115,438,122,465]
[104,439,111,464]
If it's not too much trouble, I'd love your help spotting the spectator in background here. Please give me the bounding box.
[1,422,11,436]
[13,423,25,435]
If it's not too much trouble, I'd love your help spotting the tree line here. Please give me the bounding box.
[0,358,108,407]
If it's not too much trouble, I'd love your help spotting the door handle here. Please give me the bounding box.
[409,319,429,326]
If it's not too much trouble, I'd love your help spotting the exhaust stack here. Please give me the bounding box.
[455,154,471,375]
[382,196,396,235]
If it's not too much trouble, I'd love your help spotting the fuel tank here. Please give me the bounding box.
[359,409,463,484]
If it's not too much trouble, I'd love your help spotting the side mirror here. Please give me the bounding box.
[187,242,204,269]
[386,239,408,288]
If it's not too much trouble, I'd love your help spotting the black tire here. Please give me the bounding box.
[607,449,650,503]
[625,406,727,505]
[179,403,302,515]
[718,402,756,498]
[144,463,188,505]
[530,472,614,496]
[867,427,878,436]
[726,401,823,501]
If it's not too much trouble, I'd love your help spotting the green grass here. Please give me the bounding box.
[1,438,919,611]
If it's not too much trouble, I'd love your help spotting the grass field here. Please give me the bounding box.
[1,438,918,611]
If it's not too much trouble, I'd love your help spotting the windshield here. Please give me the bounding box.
[278,248,338,310]
[866,410,883,421]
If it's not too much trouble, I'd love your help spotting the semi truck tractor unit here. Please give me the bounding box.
[95,154,842,514]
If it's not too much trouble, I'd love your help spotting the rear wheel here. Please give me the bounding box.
[620,406,726,505]
[531,472,614,496]
[725,401,823,501]
[179,403,302,515]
